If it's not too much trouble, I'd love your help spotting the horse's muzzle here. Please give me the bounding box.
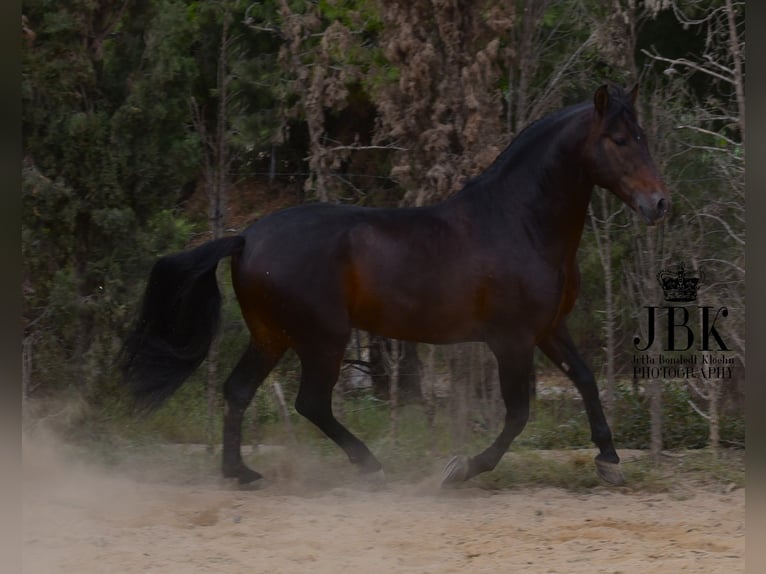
[639,192,670,225]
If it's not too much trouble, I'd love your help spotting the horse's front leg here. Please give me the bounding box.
[442,340,533,485]
[539,322,624,485]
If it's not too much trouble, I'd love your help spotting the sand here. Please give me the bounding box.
[22,435,744,574]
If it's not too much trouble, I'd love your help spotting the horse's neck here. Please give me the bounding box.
[526,156,594,258]
[459,121,594,266]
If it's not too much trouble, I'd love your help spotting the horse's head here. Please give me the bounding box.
[584,84,670,225]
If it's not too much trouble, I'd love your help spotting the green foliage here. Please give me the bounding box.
[476,451,607,491]
[518,398,592,450]
[63,374,744,461]
[659,383,712,449]
[611,381,745,451]
[22,0,209,400]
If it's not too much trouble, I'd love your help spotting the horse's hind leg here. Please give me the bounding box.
[443,340,533,485]
[538,323,624,485]
[294,340,383,475]
[222,342,285,484]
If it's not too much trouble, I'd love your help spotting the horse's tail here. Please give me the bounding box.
[119,235,245,411]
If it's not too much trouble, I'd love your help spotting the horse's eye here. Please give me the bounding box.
[612,136,627,146]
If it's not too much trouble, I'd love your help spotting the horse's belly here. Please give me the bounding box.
[345,275,484,343]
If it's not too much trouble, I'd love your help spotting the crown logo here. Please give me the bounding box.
[657,263,702,302]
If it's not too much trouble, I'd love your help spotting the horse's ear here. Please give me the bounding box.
[594,84,609,116]
[629,83,639,106]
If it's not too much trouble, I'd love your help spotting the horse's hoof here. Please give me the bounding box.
[364,469,387,489]
[369,468,386,483]
[441,455,470,487]
[595,458,625,486]
[223,465,264,486]
[237,476,268,491]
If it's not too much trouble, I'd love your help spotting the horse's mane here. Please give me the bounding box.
[458,84,635,194]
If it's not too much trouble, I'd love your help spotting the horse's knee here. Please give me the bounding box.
[569,367,600,394]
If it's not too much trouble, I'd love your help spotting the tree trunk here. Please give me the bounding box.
[399,341,423,403]
[589,192,619,415]
[369,334,389,400]
[421,344,437,454]
[627,220,667,464]
[382,339,402,445]
[204,13,233,452]
[724,0,745,140]
[448,345,471,450]
[272,381,295,443]
[370,336,421,403]
[708,381,720,459]
[648,378,663,463]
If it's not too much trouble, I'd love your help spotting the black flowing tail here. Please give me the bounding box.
[119,236,245,411]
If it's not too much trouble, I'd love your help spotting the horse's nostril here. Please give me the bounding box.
[657,197,669,216]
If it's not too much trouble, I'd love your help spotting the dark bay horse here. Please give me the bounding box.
[121,84,669,486]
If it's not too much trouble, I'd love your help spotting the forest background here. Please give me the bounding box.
[21,0,745,470]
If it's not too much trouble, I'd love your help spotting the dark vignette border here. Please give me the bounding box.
[746,1,765,573]
[1,1,23,573]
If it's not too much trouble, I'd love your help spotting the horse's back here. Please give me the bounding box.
[231,202,485,342]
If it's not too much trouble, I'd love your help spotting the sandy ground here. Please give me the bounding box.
[22,435,744,574]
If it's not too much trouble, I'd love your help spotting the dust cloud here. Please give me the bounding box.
[23,429,744,574]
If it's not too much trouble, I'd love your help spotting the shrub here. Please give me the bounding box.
[611,380,744,451]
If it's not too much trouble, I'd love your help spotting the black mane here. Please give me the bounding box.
[459,84,636,194]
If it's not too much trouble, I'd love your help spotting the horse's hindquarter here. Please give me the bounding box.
[232,204,363,341]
